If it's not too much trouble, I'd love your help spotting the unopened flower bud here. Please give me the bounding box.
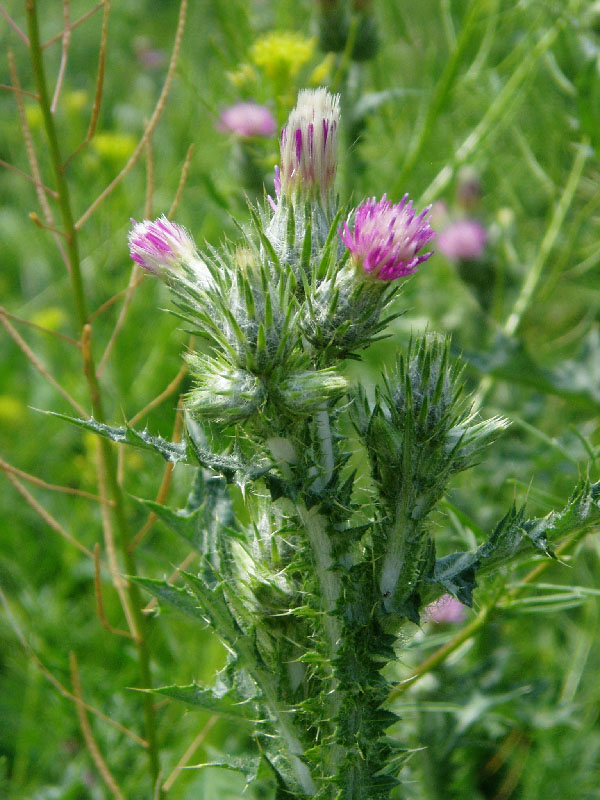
[276,368,348,413]
[185,354,266,423]
[340,194,435,281]
[128,216,204,277]
[278,88,340,200]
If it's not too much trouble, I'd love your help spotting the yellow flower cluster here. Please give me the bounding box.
[249,31,316,81]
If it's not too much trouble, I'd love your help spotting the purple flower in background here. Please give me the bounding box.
[424,594,468,624]
[278,88,340,198]
[128,216,200,275]
[217,102,277,138]
[437,219,487,262]
[340,194,435,281]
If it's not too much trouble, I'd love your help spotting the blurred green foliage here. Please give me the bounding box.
[1,0,600,797]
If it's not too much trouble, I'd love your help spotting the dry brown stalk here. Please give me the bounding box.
[128,365,188,428]
[50,0,71,113]
[1,466,102,564]
[0,587,147,747]
[29,210,66,235]
[0,304,79,346]
[0,312,88,416]
[69,651,127,800]
[97,263,141,376]
[8,50,68,268]
[0,5,29,45]
[87,274,146,322]
[75,0,188,230]
[94,544,134,639]
[0,84,38,99]
[168,143,195,219]
[62,0,111,171]
[162,716,218,791]
[95,135,154,377]
[95,438,140,643]
[0,156,58,196]
[129,404,184,552]
[145,136,155,217]
[0,453,106,504]
[42,1,104,50]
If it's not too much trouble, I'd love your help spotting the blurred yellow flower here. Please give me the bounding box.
[0,396,25,424]
[250,31,315,82]
[25,104,43,129]
[310,53,335,87]
[64,90,89,113]
[31,307,67,332]
[92,132,138,162]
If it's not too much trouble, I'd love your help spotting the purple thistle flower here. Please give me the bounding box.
[424,594,467,624]
[217,102,277,138]
[278,88,340,199]
[340,194,435,281]
[128,215,200,275]
[437,219,487,262]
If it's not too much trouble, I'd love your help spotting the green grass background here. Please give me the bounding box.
[1,0,600,797]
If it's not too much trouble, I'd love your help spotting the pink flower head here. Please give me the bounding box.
[217,102,277,138]
[437,219,486,262]
[278,88,340,199]
[340,194,435,281]
[128,215,200,275]
[424,594,467,624]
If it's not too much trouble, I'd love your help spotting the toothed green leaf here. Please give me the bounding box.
[131,576,205,622]
[154,683,257,721]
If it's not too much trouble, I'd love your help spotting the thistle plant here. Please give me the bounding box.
[52,87,600,798]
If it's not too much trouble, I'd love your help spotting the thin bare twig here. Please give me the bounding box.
[96,134,154,376]
[95,439,140,643]
[87,274,146,322]
[129,404,184,552]
[0,84,38,99]
[128,365,188,428]
[29,211,66,236]
[1,322,81,412]
[97,264,141,376]
[43,1,104,49]
[50,0,71,113]
[1,312,87,416]
[0,305,79,347]
[1,467,102,564]
[69,652,127,800]
[8,51,69,269]
[0,587,147,747]
[0,453,105,504]
[63,0,110,170]
[94,544,134,638]
[75,0,188,229]
[168,144,195,219]
[0,157,57,196]
[0,5,29,45]
[145,136,155,217]
[162,716,218,791]
[81,330,141,643]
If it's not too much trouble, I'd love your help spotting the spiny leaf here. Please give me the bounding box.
[42,412,189,463]
[432,480,600,606]
[131,576,205,623]
[154,683,257,721]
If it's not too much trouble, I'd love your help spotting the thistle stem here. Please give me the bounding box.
[25,2,161,788]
